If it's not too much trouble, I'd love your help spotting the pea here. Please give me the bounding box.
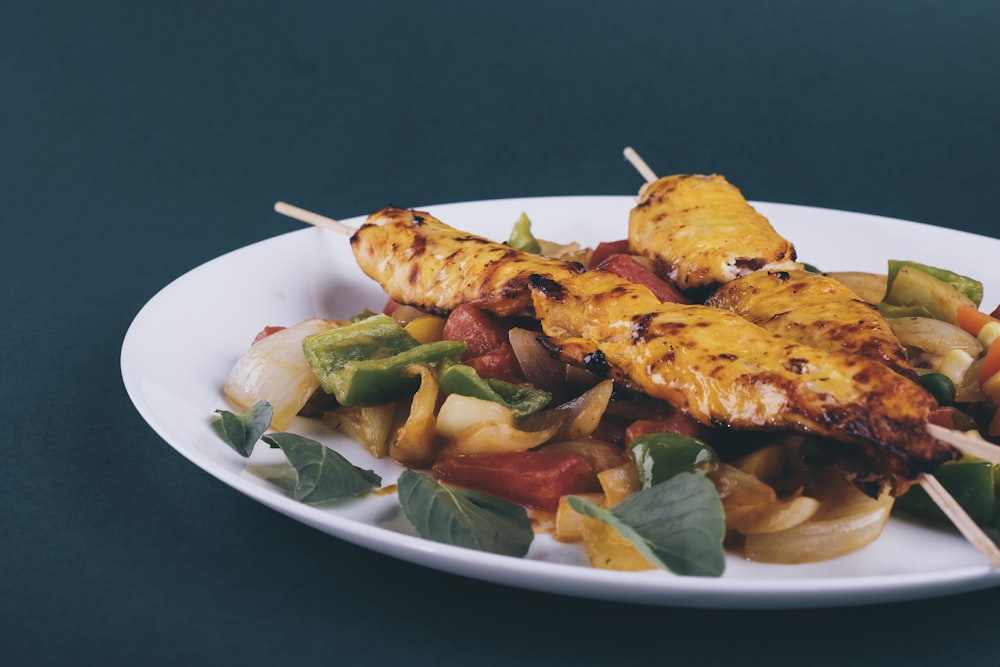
[919,372,956,406]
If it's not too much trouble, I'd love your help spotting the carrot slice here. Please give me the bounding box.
[978,337,1000,384]
[957,305,998,336]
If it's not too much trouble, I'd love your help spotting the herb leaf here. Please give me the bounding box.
[397,469,534,557]
[213,401,273,456]
[569,472,726,577]
[261,432,382,504]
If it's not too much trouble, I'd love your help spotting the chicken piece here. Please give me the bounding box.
[528,270,956,494]
[629,174,798,292]
[706,269,916,380]
[350,207,584,317]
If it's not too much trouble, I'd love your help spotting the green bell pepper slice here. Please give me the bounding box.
[437,363,551,418]
[896,458,997,526]
[886,260,983,307]
[630,432,718,489]
[303,314,466,405]
[507,212,542,254]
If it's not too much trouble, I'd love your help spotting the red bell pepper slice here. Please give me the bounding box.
[431,450,601,511]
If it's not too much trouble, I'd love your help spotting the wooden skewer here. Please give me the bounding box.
[274,201,357,235]
[926,423,1000,465]
[623,146,659,183]
[919,474,1000,567]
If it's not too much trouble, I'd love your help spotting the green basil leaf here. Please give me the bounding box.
[262,432,381,503]
[213,401,273,457]
[569,472,726,577]
[397,469,534,557]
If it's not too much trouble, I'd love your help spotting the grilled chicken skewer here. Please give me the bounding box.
[705,268,917,380]
[628,173,799,292]
[350,205,585,318]
[623,151,916,381]
[527,270,954,495]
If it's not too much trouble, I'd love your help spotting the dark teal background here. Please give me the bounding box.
[4,1,999,665]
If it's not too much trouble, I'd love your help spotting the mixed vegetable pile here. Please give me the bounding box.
[216,215,1000,577]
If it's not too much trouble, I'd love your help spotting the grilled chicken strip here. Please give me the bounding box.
[706,269,916,380]
[629,174,798,292]
[528,270,956,494]
[350,206,584,318]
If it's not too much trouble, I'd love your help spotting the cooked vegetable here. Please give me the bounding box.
[595,253,687,303]
[434,394,564,455]
[303,314,465,405]
[897,457,997,526]
[824,271,888,304]
[569,472,726,576]
[431,450,600,511]
[886,260,983,307]
[437,363,551,417]
[919,373,957,406]
[323,402,400,458]
[881,265,977,324]
[389,365,442,468]
[508,212,542,254]
[887,316,981,373]
[956,304,1000,337]
[741,469,894,564]
[630,432,718,488]
[224,318,338,430]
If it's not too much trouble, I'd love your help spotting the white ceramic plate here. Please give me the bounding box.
[121,195,1000,609]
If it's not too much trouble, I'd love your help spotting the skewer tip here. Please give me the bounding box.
[622,146,659,184]
[272,201,356,235]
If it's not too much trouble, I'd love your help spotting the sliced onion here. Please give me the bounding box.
[537,239,593,266]
[389,365,442,468]
[725,494,821,535]
[508,327,565,392]
[889,316,983,371]
[435,394,564,455]
[597,463,640,506]
[434,393,514,438]
[742,469,894,564]
[223,318,338,430]
[550,379,615,440]
[824,271,888,304]
[708,463,778,505]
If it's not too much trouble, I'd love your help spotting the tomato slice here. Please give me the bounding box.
[432,451,601,511]
[596,254,687,303]
[443,304,523,382]
[251,325,287,345]
[589,240,630,268]
[626,413,714,445]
